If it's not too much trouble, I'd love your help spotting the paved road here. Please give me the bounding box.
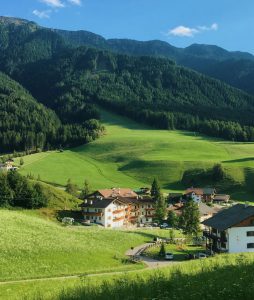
[125,243,178,268]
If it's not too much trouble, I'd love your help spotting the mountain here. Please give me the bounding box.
[1,16,254,95]
[1,16,254,145]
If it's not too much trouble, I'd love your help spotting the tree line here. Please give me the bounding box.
[0,171,48,208]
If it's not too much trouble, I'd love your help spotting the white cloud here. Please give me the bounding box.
[198,23,219,31]
[40,0,65,8]
[33,9,52,18]
[168,23,219,38]
[68,0,82,5]
[169,26,199,37]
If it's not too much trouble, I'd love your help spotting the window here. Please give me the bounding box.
[247,243,254,249]
[247,231,254,237]
[95,209,97,212]
[99,217,101,220]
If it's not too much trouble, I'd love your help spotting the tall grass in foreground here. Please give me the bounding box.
[58,254,254,300]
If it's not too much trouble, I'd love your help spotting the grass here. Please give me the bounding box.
[2,253,253,300]
[56,253,254,300]
[144,243,205,261]
[0,210,180,282]
[14,109,254,201]
[57,254,254,300]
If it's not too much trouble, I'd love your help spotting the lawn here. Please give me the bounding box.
[0,210,179,282]
[144,243,205,261]
[14,109,254,200]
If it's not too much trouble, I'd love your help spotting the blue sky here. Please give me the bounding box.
[1,0,254,53]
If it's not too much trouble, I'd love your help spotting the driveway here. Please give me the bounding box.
[125,243,179,269]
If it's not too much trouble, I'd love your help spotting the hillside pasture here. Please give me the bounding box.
[15,110,254,201]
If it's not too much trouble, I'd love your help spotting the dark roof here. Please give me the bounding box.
[202,188,216,195]
[202,204,254,231]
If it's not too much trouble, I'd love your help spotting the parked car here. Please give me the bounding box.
[165,252,174,260]
[197,253,207,259]
[160,223,170,229]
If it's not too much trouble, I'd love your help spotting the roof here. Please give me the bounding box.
[202,204,254,231]
[80,198,115,209]
[117,196,155,205]
[185,188,204,195]
[202,188,216,195]
[213,194,230,201]
[198,203,217,216]
[96,188,138,198]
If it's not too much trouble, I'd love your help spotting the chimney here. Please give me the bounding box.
[245,202,249,208]
[89,200,93,205]
[84,199,88,204]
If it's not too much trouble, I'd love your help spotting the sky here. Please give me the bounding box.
[1,0,254,53]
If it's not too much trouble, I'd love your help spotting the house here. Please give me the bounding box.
[202,188,216,202]
[0,159,16,171]
[168,202,219,227]
[213,194,230,204]
[185,188,204,203]
[80,197,128,228]
[203,204,254,253]
[80,189,156,227]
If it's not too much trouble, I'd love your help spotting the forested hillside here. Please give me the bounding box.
[54,25,254,95]
[1,16,254,145]
[0,72,103,152]
[16,46,254,142]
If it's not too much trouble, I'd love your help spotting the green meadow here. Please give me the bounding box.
[0,210,177,282]
[2,252,254,300]
[16,110,254,201]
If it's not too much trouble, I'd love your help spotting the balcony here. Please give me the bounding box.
[203,231,227,242]
[113,216,125,222]
[203,231,219,240]
[113,209,125,214]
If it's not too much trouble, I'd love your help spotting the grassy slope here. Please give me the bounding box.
[0,210,177,282]
[2,253,254,300]
[16,110,254,201]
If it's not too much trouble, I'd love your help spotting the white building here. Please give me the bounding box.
[80,190,156,228]
[203,204,254,253]
[81,198,127,228]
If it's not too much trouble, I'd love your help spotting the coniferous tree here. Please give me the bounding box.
[151,178,161,199]
[0,173,13,207]
[80,180,91,199]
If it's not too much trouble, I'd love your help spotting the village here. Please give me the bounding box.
[79,185,254,255]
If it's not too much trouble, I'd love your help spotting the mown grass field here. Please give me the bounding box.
[0,210,179,282]
[15,110,254,201]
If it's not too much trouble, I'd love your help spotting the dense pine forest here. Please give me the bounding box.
[0,72,104,152]
[1,16,254,153]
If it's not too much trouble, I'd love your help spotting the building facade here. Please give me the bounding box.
[80,189,156,228]
[203,204,254,253]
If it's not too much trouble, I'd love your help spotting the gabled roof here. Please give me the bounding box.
[96,188,138,198]
[185,188,204,195]
[202,204,254,231]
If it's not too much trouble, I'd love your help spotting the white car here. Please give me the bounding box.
[165,252,174,260]
[197,253,207,259]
